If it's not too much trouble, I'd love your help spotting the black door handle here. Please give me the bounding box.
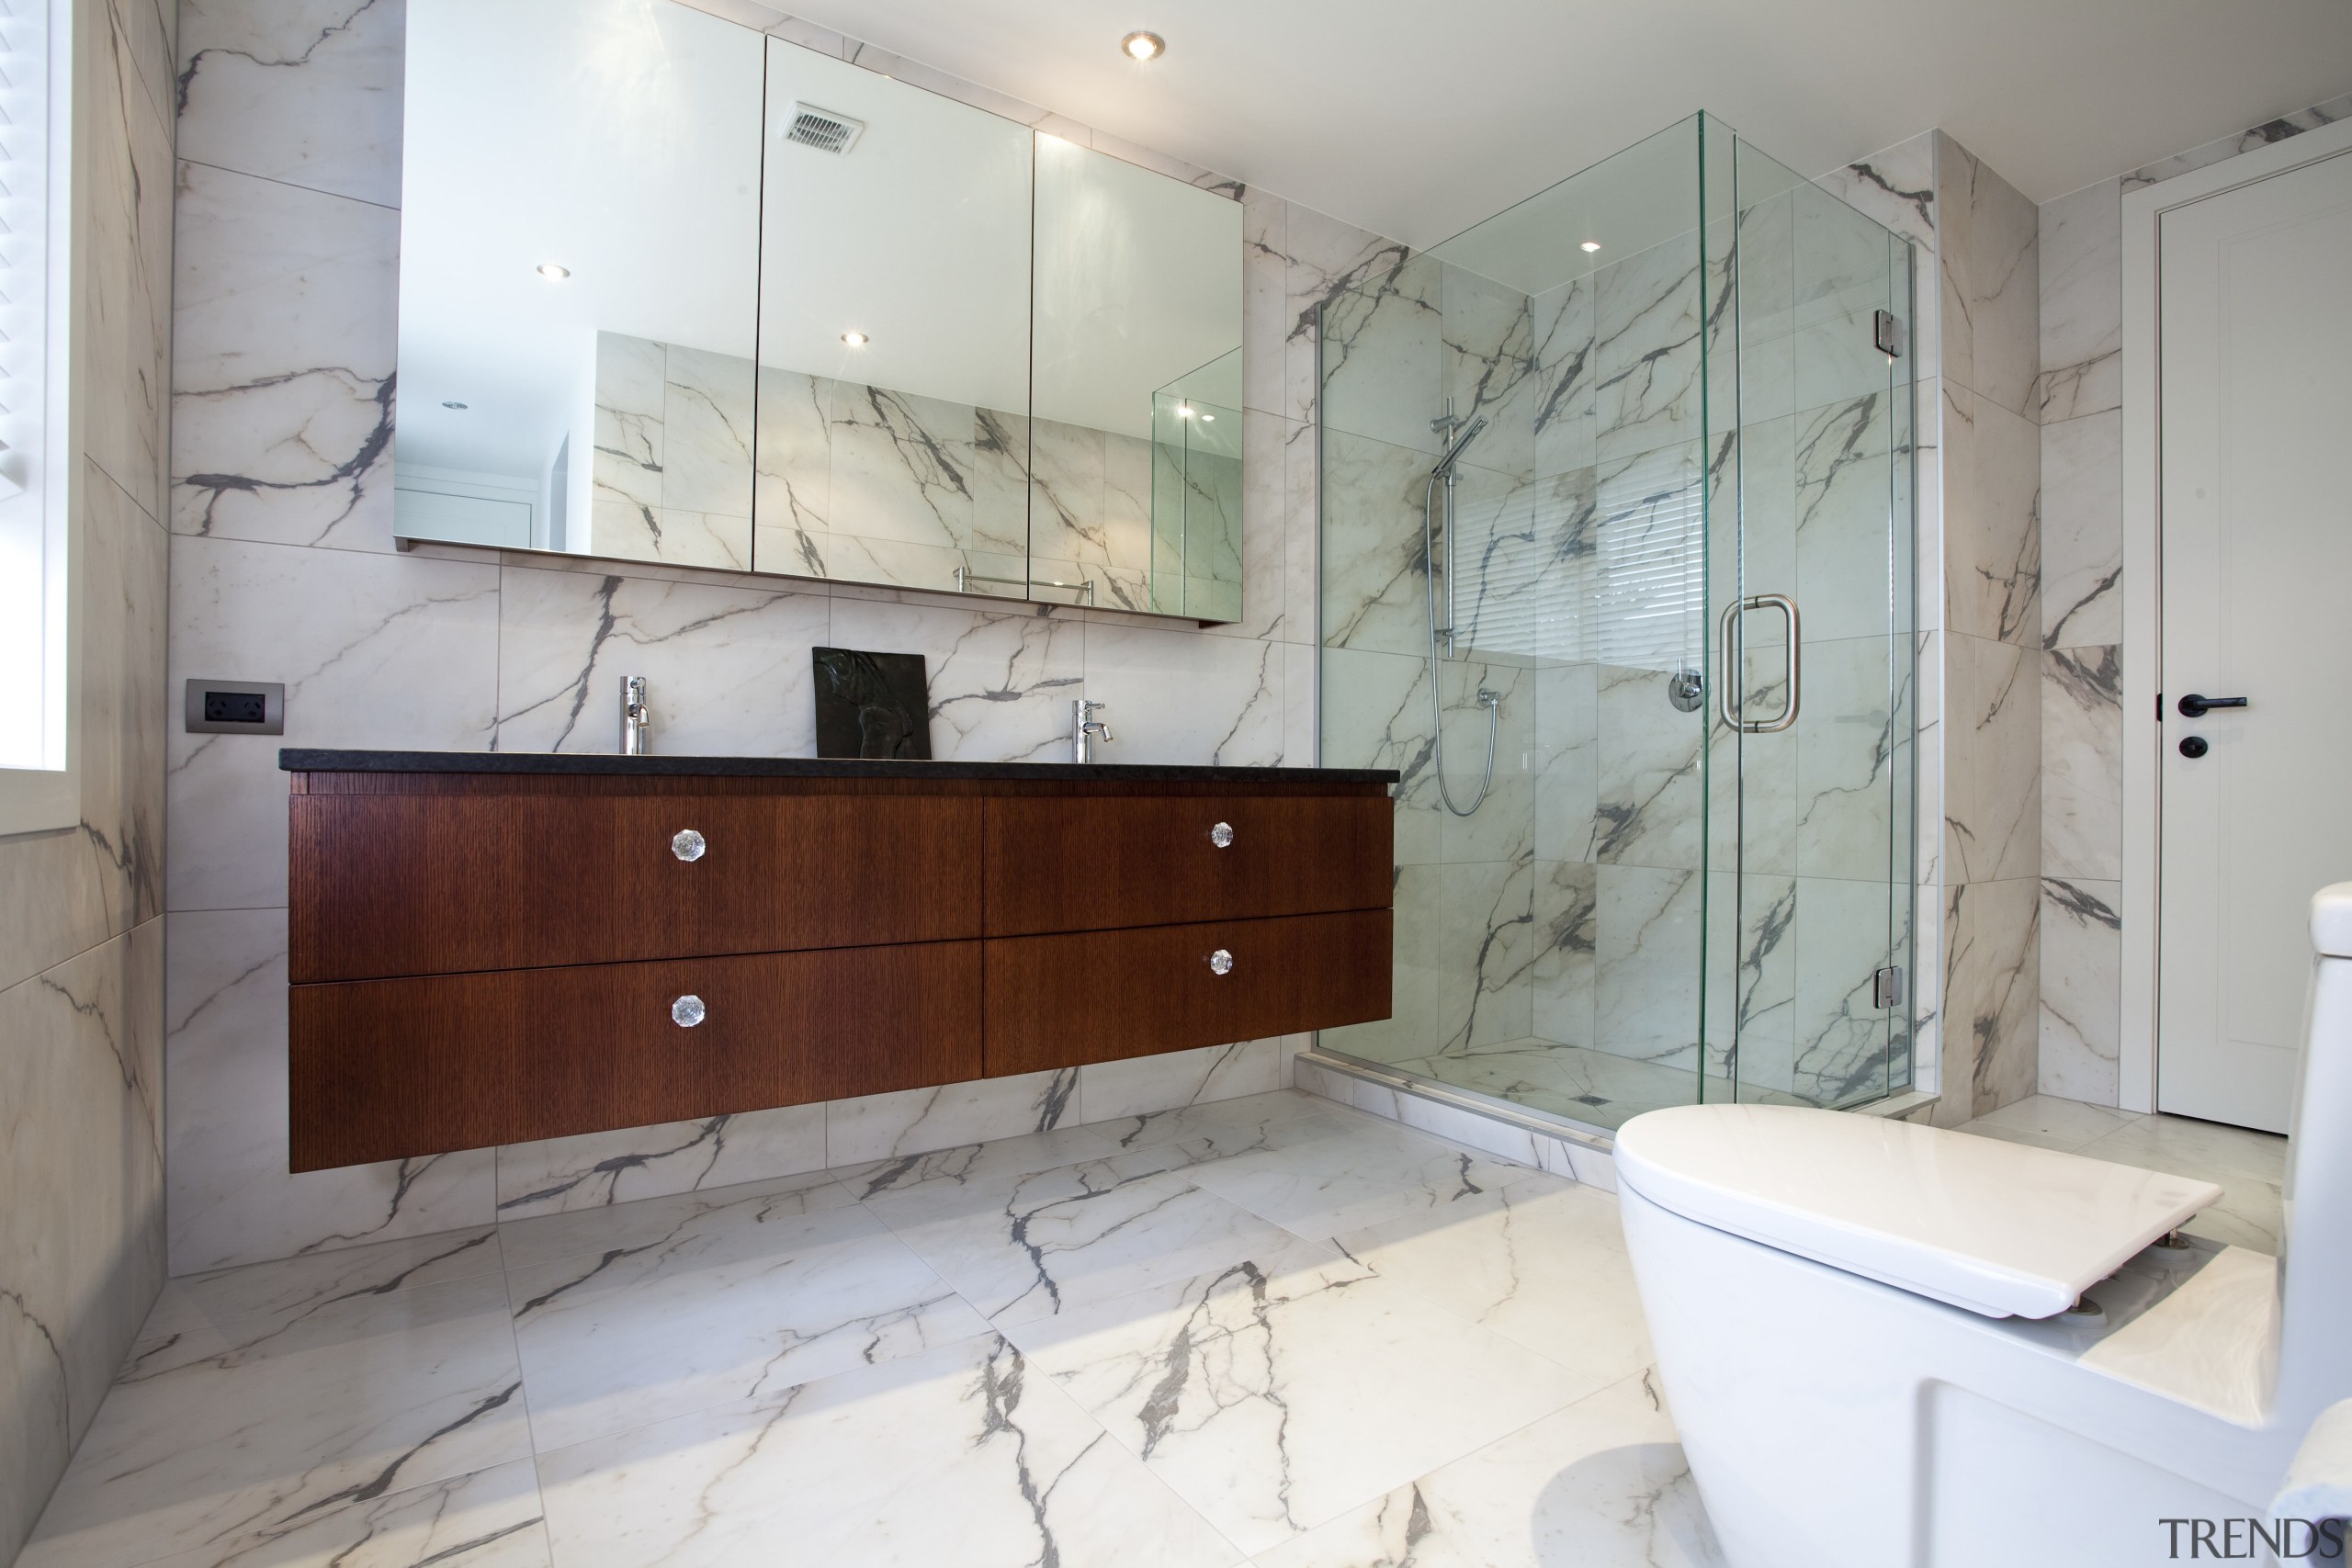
[2180,735,2210,759]
[2177,694,2249,718]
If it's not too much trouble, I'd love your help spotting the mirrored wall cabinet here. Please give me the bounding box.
[393,0,1246,622]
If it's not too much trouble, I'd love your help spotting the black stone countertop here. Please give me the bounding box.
[279,749,1399,786]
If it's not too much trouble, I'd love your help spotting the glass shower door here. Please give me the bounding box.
[1706,130,1917,1111]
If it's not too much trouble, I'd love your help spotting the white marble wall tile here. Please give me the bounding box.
[492,1105,828,1222]
[175,0,406,208]
[1944,876,2041,1117]
[1318,428,1436,657]
[1243,187,1290,418]
[86,25,176,525]
[1592,863,1701,1070]
[167,537,500,910]
[0,923,166,1562]
[2121,93,2352,191]
[1435,858,1535,1053]
[492,566,828,756]
[1933,132,2039,421]
[1943,632,2040,884]
[1319,645,1437,865]
[2035,179,2122,422]
[1080,622,1287,765]
[1440,265,1538,479]
[1288,204,1421,434]
[1079,1040,1284,1123]
[2041,410,2122,649]
[1791,875,1901,1106]
[1532,859,1598,1047]
[1533,662,1597,863]
[1794,636,1899,883]
[825,1069,1080,1168]
[1532,276,1597,478]
[171,160,401,552]
[0,468,169,995]
[1592,234,1703,461]
[1435,658,1533,866]
[825,597,1081,761]
[2041,876,2122,1105]
[1815,132,1939,387]
[1594,661,1703,872]
[1940,384,2041,648]
[165,908,496,1275]
[2043,643,2122,882]
[1282,414,1320,647]
[1193,408,1290,641]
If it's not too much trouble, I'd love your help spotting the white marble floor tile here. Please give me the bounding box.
[2070,1116,2289,1254]
[1003,1247,1593,1555]
[1331,1178,1653,1396]
[505,1179,989,1452]
[23,1236,531,1568]
[1251,1368,1723,1568]
[136,1460,552,1568]
[1080,1088,1363,1167]
[858,1146,1320,1328]
[496,1167,855,1272]
[830,1122,1129,1201]
[1954,1091,2137,1152]
[533,1334,1246,1568]
[1185,1118,1547,1241]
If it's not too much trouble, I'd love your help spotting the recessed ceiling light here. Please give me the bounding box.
[1580,241,1602,254]
[1121,30,1164,62]
[441,400,469,410]
[1177,403,1193,419]
[841,331,869,347]
[1200,412,1215,422]
[537,263,571,279]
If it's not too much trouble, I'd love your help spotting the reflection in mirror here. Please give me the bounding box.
[751,40,1035,599]
[393,0,764,567]
[1032,139,1243,615]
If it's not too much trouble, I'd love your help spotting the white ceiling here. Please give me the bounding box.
[790,0,2352,245]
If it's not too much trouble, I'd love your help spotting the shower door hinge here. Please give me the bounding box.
[1873,964,1905,1010]
[1873,310,1905,359]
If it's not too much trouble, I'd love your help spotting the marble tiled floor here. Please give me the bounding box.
[1952,1093,2290,1253]
[24,1090,1724,1568]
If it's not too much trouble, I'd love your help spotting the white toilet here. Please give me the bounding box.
[1616,884,2352,1568]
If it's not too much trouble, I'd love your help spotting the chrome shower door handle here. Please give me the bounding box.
[1717,593,1801,734]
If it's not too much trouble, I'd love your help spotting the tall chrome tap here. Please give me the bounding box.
[1073,698,1112,763]
[621,675,651,756]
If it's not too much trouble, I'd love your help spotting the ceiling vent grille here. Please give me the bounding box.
[783,103,865,154]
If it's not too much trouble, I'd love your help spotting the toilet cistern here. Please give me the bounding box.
[1072,699,1112,763]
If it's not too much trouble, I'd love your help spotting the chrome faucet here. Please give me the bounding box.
[621,675,651,756]
[1073,698,1112,763]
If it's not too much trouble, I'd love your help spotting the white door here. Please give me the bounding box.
[2156,146,2352,1133]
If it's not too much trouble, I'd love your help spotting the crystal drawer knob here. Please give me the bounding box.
[1209,821,1235,848]
[1207,948,1235,976]
[672,829,707,862]
[671,994,707,1028]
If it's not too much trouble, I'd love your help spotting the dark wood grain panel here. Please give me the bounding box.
[289,793,980,982]
[983,795,1392,936]
[982,909,1391,1076]
[289,942,982,1170]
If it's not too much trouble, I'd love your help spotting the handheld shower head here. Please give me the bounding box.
[1434,415,1489,477]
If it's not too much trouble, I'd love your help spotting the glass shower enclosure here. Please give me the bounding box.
[1318,113,1917,1134]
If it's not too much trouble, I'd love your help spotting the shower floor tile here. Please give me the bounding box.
[26,1089,1723,1568]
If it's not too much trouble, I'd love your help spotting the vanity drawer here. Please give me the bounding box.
[288,941,982,1170]
[289,792,982,982]
[982,794,1392,936]
[981,908,1391,1076]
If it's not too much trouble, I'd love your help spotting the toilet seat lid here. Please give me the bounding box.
[1613,1105,2226,1318]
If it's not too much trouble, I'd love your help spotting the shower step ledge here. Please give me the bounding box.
[1291,1050,1941,1194]
[1291,1049,1622,1190]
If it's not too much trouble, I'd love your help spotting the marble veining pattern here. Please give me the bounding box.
[29,1092,1744,1566]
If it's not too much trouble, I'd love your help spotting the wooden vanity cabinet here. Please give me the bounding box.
[285,760,1394,1170]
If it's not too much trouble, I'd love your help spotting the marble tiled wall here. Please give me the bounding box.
[164,0,1372,1278]
[2032,92,2352,1106]
[1820,129,2043,1125]
[1,0,176,1558]
[591,331,757,570]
